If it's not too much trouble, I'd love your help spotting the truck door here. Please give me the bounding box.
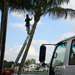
[49,43,66,75]
[64,39,75,75]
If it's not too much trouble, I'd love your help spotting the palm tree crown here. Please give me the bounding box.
[9,0,75,20]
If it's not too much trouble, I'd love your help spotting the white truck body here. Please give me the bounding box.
[39,36,75,75]
[49,36,75,75]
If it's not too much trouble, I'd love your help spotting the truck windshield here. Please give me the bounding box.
[52,43,66,69]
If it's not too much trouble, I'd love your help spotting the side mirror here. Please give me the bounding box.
[39,45,46,62]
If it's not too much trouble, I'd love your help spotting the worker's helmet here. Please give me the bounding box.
[26,14,29,17]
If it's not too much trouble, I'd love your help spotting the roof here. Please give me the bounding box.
[24,63,49,66]
[35,63,40,66]
[28,63,40,66]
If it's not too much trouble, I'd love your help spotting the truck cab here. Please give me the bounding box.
[39,36,75,75]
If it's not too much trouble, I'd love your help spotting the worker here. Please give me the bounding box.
[25,14,32,34]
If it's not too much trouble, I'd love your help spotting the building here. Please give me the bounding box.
[15,63,49,72]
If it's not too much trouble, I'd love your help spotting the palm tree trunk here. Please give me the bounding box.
[18,16,40,75]
[0,5,4,62]
[0,9,4,75]
[0,24,1,74]
[0,3,4,64]
[0,0,9,75]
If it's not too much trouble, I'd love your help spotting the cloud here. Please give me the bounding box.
[38,21,44,25]
[5,45,22,61]
[10,23,24,28]
[10,11,33,19]
[5,39,56,63]
[32,40,48,45]
[10,20,44,32]
[66,17,75,32]
[62,0,75,9]
[11,12,25,19]
[5,45,38,62]
[5,32,75,62]
[30,19,34,25]
[10,23,26,31]
[30,19,44,25]
[46,46,55,54]
[71,25,75,31]
[28,46,38,56]
[61,32,75,38]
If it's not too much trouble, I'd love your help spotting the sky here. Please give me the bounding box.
[0,0,75,64]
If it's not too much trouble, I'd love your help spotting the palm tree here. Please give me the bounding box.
[0,0,9,75]
[15,0,75,75]
[0,0,31,74]
[0,1,4,63]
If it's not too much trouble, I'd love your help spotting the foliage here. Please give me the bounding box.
[53,60,62,68]
[16,63,20,66]
[8,0,75,19]
[31,58,36,63]
[3,60,20,68]
[3,60,14,68]
[9,0,32,12]
[1,0,74,19]
[35,67,40,70]
[25,59,31,65]
[25,58,36,65]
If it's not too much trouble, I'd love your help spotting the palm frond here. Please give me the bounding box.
[9,0,70,15]
[47,0,70,7]
[47,7,75,19]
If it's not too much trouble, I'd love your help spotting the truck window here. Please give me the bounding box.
[69,40,75,65]
[52,43,66,69]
